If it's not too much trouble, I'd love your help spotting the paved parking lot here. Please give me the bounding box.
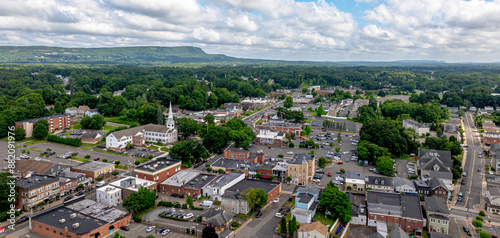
[119,223,196,238]
[126,146,163,158]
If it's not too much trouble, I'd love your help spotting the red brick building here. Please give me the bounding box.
[15,114,71,138]
[159,171,217,198]
[59,177,78,196]
[255,122,302,136]
[223,147,265,163]
[484,133,500,146]
[70,161,115,181]
[134,157,182,183]
[367,191,423,234]
[16,175,60,210]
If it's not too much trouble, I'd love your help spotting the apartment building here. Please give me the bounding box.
[15,114,71,138]
[16,175,60,210]
[287,154,316,186]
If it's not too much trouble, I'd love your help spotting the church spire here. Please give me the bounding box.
[167,102,174,129]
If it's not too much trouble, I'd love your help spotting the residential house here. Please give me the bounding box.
[486,174,500,184]
[96,185,122,207]
[65,107,78,116]
[109,176,157,200]
[366,191,424,234]
[429,233,453,238]
[80,132,102,144]
[392,177,417,195]
[483,119,500,133]
[366,176,394,193]
[414,180,431,197]
[486,182,500,214]
[388,226,410,238]
[224,103,242,111]
[402,119,430,135]
[443,124,461,141]
[134,157,182,183]
[202,172,245,200]
[424,196,450,234]
[16,175,60,210]
[70,161,115,181]
[422,171,453,187]
[297,221,328,238]
[84,109,100,117]
[199,207,234,232]
[272,161,288,182]
[417,149,453,180]
[76,106,90,118]
[291,185,321,223]
[223,147,266,163]
[348,192,367,225]
[345,171,365,193]
[287,154,316,186]
[428,177,450,198]
[210,158,259,178]
[15,114,71,138]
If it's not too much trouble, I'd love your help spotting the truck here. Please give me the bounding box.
[200,201,213,207]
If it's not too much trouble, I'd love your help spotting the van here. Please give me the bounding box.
[96,181,105,187]
[462,172,467,177]
[200,201,213,207]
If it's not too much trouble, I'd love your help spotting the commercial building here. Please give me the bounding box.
[484,133,500,146]
[442,124,461,141]
[402,119,430,136]
[109,176,157,200]
[134,157,182,183]
[366,176,394,193]
[210,158,259,178]
[11,160,70,178]
[223,147,266,163]
[255,121,302,136]
[254,129,285,147]
[159,170,200,194]
[96,185,122,207]
[58,177,78,197]
[486,182,500,213]
[424,196,450,234]
[15,114,71,138]
[345,171,365,193]
[16,175,60,210]
[106,102,177,152]
[348,193,367,225]
[70,161,115,181]
[202,172,246,200]
[287,154,316,186]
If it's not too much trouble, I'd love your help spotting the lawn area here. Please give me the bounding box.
[313,211,336,227]
[104,116,137,126]
[103,125,119,131]
[115,164,129,170]
[71,157,89,162]
[70,122,82,129]
[283,198,295,209]
[235,211,255,221]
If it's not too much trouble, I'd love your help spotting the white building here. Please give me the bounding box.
[202,172,245,201]
[85,109,100,117]
[65,107,77,116]
[402,119,430,135]
[392,177,417,194]
[106,102,178,152]
[96,185,122,207]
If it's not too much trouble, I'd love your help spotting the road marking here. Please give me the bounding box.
[86,192,95,199]
[455,218,464,238]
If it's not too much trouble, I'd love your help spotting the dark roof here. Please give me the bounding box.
[348,193,366,216]
[367,176,393,186]
[424,196,450,215]
[418,149,452,172]
[290,154,315,164]
[296,185,321,197]
[345,171,365,180]
[426,171,453,181]
[226,179,280,194]
[14,160,61,177]
[401,194,423,220]
[135,157,181,172]
[367,191,423,220]
[443,124,459,134]
[414,180,430,188]
[429,232,453,238]
[297,193,314,204]
[429,177,449,191]
[16,175,59,189]
[428,214,449,220]
[225,146,251,153]
[199,208,234,226]
[388,227,410,238]
[309,201,319,211]
[32,207,107,235]
[221,190,244,200]
[182,173,217,190]
[17,114,67,123]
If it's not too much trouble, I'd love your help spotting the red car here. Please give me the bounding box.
[337,161,343,164]
[327,172,332,177]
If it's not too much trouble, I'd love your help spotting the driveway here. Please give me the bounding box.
[143,206,205,235]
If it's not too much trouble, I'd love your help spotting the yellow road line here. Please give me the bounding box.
[455,218,464,238]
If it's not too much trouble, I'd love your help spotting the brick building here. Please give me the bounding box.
[223,147,266,163]
[210,158,259,178]
[367,191,424,234]
[220,179,282,214]
[134,157,182,183]
[70,161,115,181]
[58,177,78,197]
[16,175,60,210]
[159,171,217,198]
[287,154,316,186]
[254,121,302,136]
[109,176,157,200]
[485,133,500,146]
[15,114,71,138]
[254,129,285,147]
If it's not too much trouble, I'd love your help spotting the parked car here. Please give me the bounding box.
[120,226,129,231]
[273,198,279,203]
[276,213,283,218]
[146,226,156,233]
[96,181,105,187]
[337,161,343,164]
[161,229,170,236]
[75,192,84,196]
[64,195,73,201]
[183,213,194,219]
[94,157,100,161]
[255,211,262,218]
[16,216,29,224]
[463,226,471,235]
[461,179,466,185]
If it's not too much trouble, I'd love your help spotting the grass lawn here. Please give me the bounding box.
[71,157,89,162]
[104,116,137,126]
[115,164,129,170]
[70,122,82,129]
[103,125,119,131]
[283,198,295,208]
[313,211,335,227]
[235,211,255,221]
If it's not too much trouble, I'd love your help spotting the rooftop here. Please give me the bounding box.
[17,114,67,123]
[135,157,181,172]
[346,171,365,180]
[297,193,314,204]
[403,119,427,128]
[297,221,328,237]
[367,191,423,220]
[183,173,217,190]
[110,123,176,139]
[32,207,106,235]
[206,172,245,188]
[226,179,281,194]
[418,149,452,172]
[16,175,59,189]
[13,160,61,177]
[110,176,157,191]
[160,170,200,187]
[211,158,259,172]
[290,154,315,165]
[424,196,450,215]
[97,185,120,194]
[65,198,129,224]
[367,176,393,186]
[71,161,114,172]
[81,132,101,139]
[392,177,416,189]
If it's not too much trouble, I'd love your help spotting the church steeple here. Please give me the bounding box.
[167,102,174,129]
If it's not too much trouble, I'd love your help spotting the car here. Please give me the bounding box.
[120,226,129,231]
[345,158,349,162]
[17,216,29,224]
[146,226,156,233]
[287,151,294,155]
[94,157,100,161]
[64,195,74,201]
[170,193,179,197]
[463,226,471,235]
[273,198,279,203]
[457,196,462,202]
[34,157,41,161]
[276,213,284,218]
[337,161,343,164]
[158,228,165,233]
[76,192,84,196]
[161,229,170,236]
[179,194,185,198]
[183,213,194,219]
[478,168,482,172]
[461,179,466,185]
[328,172,332,177]
[463,172,467,177]
[336,171,344,174]
[255,211,262,218]
[96,181,105,187]
[491,233,498,238]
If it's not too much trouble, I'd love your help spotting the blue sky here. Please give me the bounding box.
[1,0,500,62]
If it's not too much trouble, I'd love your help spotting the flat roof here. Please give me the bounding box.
[16,175,59,189]
[135,157,181,173]
[207,172,245,188]
[71,161,114,172]
[97,185,120,194]
[160,170,200,187]
[65,199,128,224]
[32,207,106,234]
[183,173,217,190]
[109,176,157,192]
[226,179,280,194]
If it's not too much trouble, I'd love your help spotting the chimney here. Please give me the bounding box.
[376,196,378,202]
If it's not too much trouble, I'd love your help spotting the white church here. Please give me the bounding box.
[105,103,178,152]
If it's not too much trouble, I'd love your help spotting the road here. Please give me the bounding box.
[242,101,283,131]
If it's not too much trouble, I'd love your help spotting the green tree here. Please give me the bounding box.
[316,105,326,116]
[176,117,199,139]
[170,140,210,164]
[479,210,486,217]
[115,160,121,165]
[95,176,103,182]
[480,230,492,238]
[284,96,293,108]
[84,155,91,159]
[33,119,49,139]
[204,113,215,125]
[360,119,407,156]
[286,176,292,183]
[319,181,351,223]
[302,88,308,94]
[13,127,26,141]
[280,217,287,234]
[203,126,230,153]
[337,132,342,143]
[376,156,395,176]
[288,215,297,237]
[123,187,156,213]
[305,126,311,135]
[80,115,106,129]
[218,169,225,174]
[243,188,268,212]
[187,195,194,208]
[78,184,84,190]
[112,170,119,176]
[113,232,126,238]
[357,141,389,164]
[318,156,328,168]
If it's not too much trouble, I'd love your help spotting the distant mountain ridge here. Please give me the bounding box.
[0,45,453,66]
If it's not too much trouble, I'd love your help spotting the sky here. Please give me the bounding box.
[1,0,500,62]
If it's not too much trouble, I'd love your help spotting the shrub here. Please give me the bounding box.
[479,210,486,217]
[115,161,121,165]
[191,206,204,210]
[158,201,173,207]
[472,219,483,228]
[191,228,195,234]
[409,175,419,180]
[480,230,492,238]
[232,221,241,229]
[194,216,202,222]
[135,161,140,165]
[102,159,108,162]
[186,228,190,233]
[174,203,181,208]
[347,185,352,190]
[278,154,284,158]
[47,134,82,147]
[182,204,188,209]
[476,216,484,222]
[289,143,295,148]
[340,169,345,173]
[133,214,142,222]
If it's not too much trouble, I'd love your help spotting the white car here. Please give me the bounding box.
[287,151,294,155]
[161,229,170,236]
[276,213,284,218]
[34,157,41,161]
[183,213,194,219]
[273,198,279,203]
[146,226,156,233]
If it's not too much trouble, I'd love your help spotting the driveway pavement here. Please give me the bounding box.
[143,206,205,235]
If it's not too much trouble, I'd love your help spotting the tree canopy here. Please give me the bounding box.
[123,187,156,213]
[319,181,351,223]
[243,188,268,212]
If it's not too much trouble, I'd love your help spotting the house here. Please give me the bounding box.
[224,103,242,111]
[484,133,500,146]
[199,207,234,232]
[96,185,122,207]
[490,144,500,173]
[422,171,453,187]
[15,114,71,138]
[134,157,182,183]
[486,182,500,214]
[76,106,90,118]
[65,107,78,116]
[16,175,60,210]
[402,119,430,135]
[297,221,328,238]
[287,154,316,186]
[348,192,367,225]
[388,227,410,238]
[80,132,102,144]
[106,102,177,152]
[113,88,126,97]
[255,121,302,136]
[469,106,477,112]
[58,169,91,187]
[417,149,452,177]
[483,119,500,133]
[366,176,394,193]
[442,124,460,141]
[486,174,500,184]
[424,196,450,234]
[414,180,431,197]
[223,146,266,163]
[84,109,100,117]
[254,129,285,147]
[109,176,157,200]
[366,191,424,234]
[417,177,449,198]
[345,171,365,193]
[272,161,288,182]
[70,161,115,181]
[392,177,417,195]
[202,172,245,200]
[291,185,321,223]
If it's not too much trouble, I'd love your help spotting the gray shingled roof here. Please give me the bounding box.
[418,149,452,172]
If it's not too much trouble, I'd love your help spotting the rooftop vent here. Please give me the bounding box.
[70,213,77,219]
[72,223,79,228]
[59,219,66,223]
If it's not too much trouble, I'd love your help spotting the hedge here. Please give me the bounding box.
[159,214,189,221]
[47,135,82,147]
[158,201,173,207]
[191,206,204,211]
